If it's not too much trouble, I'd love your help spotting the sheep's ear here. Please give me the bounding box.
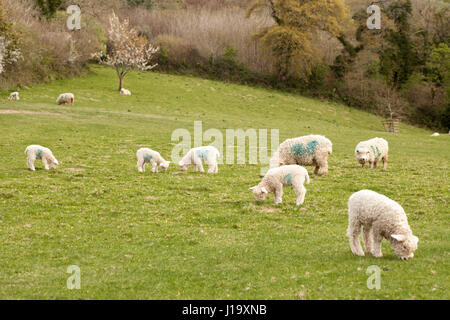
[261,187,269,194]
[249,186,257,191]
[412,235,419,244]
[391,234,406,242]
[178,161,183,166]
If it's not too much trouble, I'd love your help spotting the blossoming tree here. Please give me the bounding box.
[96,11,159,91]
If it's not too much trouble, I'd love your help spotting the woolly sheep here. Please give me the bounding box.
[8,92,19,100]
[431,132,439,137]
[355,137,388,169]
[25,145,59,171]
[270,135,332,175]
[136,148,170,173]
[347,190,419,260]
[250,165,310,206]
[179,146,220,174]
[56,93,75,105]
[120,88,131,96]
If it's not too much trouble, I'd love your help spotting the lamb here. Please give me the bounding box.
[270,135,332,175]
[250,165,310,206]
[136,148,170,173]
[56,93,75,105]
[8,92,19,100]
[355,137,388,169]
[347,190,419,260]
[120,88,131,96]
[25,145,59,171]
[179,146,220,174]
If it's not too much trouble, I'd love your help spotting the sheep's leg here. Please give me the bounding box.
[137,159,145,172]
[316,158,329,176]
[292,178,306,206]
[363,226,373,254]
[371,229,383,258]
[274,184,283,204]
[382,156,388,170]
[361,163,365,168]
[198,163,205,173]
[314,166,320,175]
[43,157,50,170]
[369,161,374,169]
[27,157,36,171]
[151,162,158,173]
[347,221,364,256]
[373,161,378,169]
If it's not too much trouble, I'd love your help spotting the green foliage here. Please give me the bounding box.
[126,0,156,9]
[426,43,450,89]
[34,0,63,19]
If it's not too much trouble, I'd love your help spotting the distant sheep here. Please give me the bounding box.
[431,132,439,137]
[250,165,310,206]
[136,148,170,173]
[347,190,419,260]
[25,145,59,171]
[355,137,388,169]
[179,146,220,174]
[56,93,74,105]
[270,135,332,175]
[8,92,19,100]
[120,88,131,96]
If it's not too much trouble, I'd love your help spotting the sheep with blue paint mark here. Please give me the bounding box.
[270,135,332,176]
[25,145,59,171]
[250,165,310,206]
[56,93,74,105]
[178,146,220,174]
[355,137,388,169]
[136,148,170,173]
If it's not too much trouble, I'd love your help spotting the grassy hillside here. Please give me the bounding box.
[0,65,448,299]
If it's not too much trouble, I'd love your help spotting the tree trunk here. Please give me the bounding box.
[118,75,123,92]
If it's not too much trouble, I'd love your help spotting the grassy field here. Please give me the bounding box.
[0,65,448,299]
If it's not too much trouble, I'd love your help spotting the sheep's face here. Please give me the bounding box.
[355,147,370,164]
[160,161,170,172]
[249,186,269,201]
[391,234,419,260]
[49,158,59,169]
[178,161,189,172]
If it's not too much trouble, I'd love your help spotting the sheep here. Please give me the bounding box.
[270,135,332,176]
[56,93,75,105]
[430,132,439,137]
[179,146,220,174]
[136,148,170,173]
[250,165,310,206]
[25,145,59,171]
[120,88,131,96]
[347,190,419,260]
[355,137,388,169]
[8,92,19,100]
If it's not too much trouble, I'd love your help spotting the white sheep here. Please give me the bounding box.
[8,92,19,100]
[250,165,310,206]
[347,190,419,260]
[56,93,75,105]
[120,88,131,96]
[270,135,332,175]
[355,137,388,169]
[25,145,59,171]
[430,132,439,137]
[136,148,170,173]
[179,146,220,174]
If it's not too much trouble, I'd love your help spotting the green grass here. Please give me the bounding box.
[0,65,448,299]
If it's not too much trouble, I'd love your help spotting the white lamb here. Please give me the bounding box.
[347,190,419,260]
[250,165,310,206]
[25,145,59,171]
[136,148,170,173]
[120,88,131,96]
[179,146,220,174]
[270,135,332,175]
[8,92,19,100]
[56,93,75,105]
[355,137,388,169]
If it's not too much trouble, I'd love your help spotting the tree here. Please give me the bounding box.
[35,0,63,19]
[0,4,21,75]
[95,11,159,91]
[247,0,348,81]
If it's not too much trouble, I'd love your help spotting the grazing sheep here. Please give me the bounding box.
[8,92,19,100]
[179,146,220,174]
[270,135,333,176]
[347,190,419,260]
[431,132,439,137]
[120,88,131,96]
[355,137,388,169]
[250,165,310,206]
[136,148,170,173]
[25,145,59,171]
[56,93,75,105]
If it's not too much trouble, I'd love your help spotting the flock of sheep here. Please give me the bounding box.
[9,90,420,261]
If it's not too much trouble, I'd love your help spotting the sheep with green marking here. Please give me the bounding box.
[250,165,310,206]
[56,93,75,105]
[136,148,170,173]
[270,135,332,176]
[355,137,388,169]
[25,145,59,171]
[178,146,220,174]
